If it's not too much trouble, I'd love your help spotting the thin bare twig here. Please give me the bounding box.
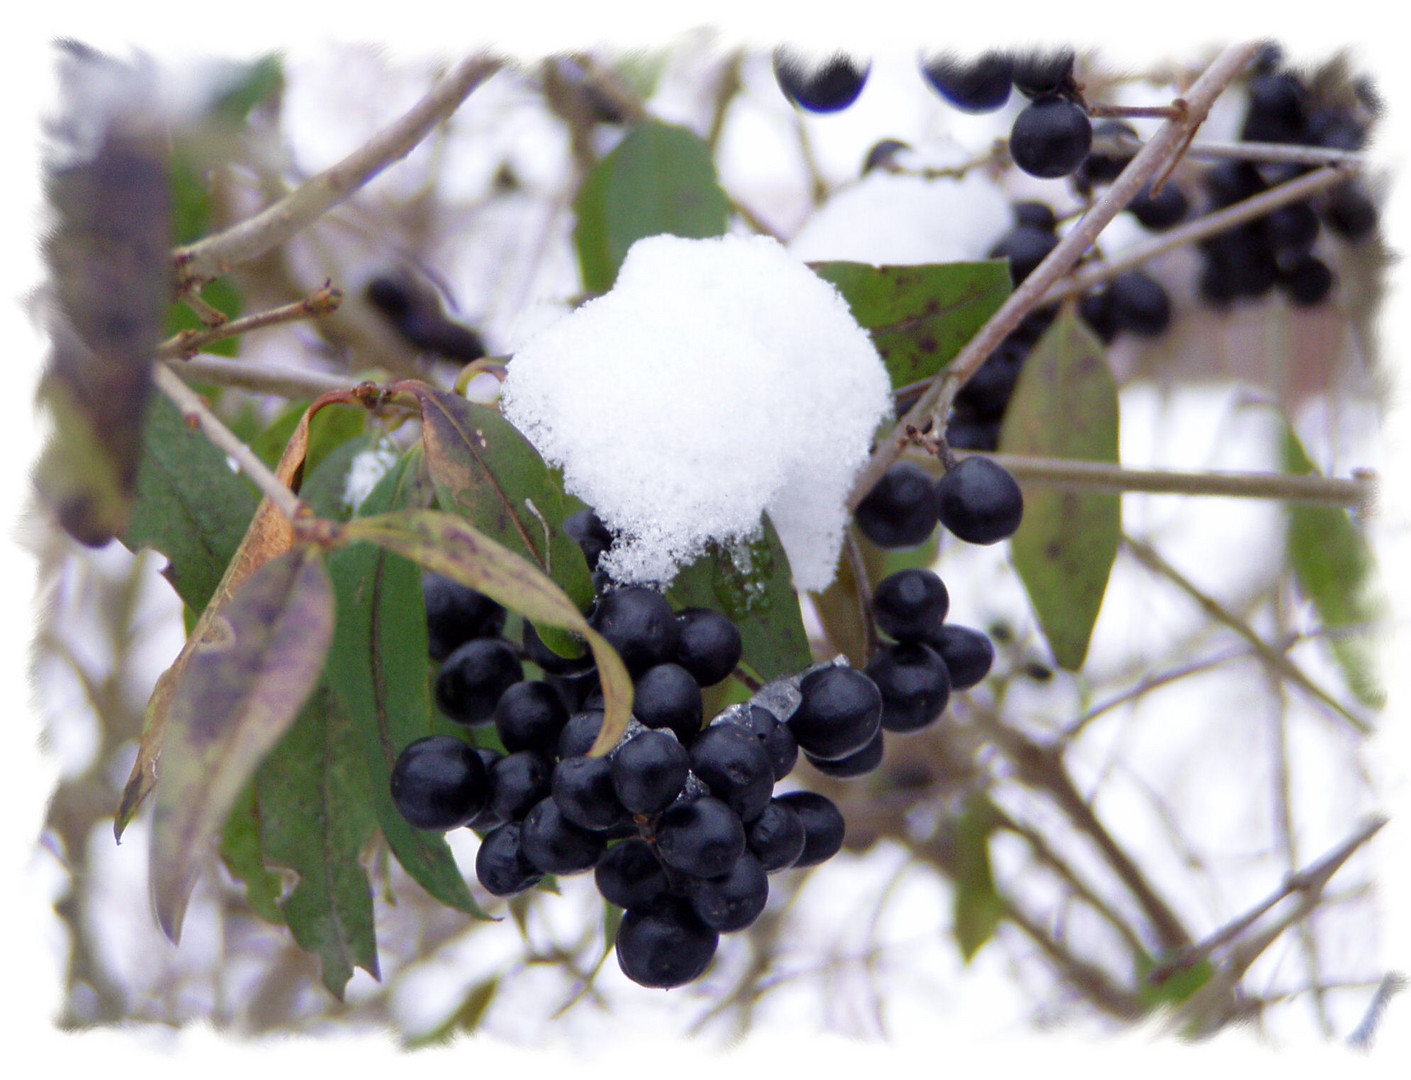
[168,354,363,400]
[1093,129,1368,169]
[173,54,502,289]
[158,282,343,358]
[847,42,1265,513]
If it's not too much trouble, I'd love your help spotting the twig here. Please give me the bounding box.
[846,42,1264,513]
[1123,534,1373,736]
[1046,164,1358,303]
[157,282,343,358]
[173,54,502,289]
[1348,972,1407,1050]
[1088,103,1184,121]
[168,354,364,400]
[844,530,879,660]
[151,362,303,521]
[1093,129,1368,168]
[906,448,1377,511]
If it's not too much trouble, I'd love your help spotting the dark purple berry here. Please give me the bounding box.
[522,620,593,676]
[745,799,807,872]
[855,462,936,549]
[1322,183,1378,240]
[552,754,629,832]
[789,665,883,761]
[920,52,1013,113]
[435,638,523,725]
[686,852,769,932]
[558,709,606,759]
[655,796,746,879]
[1012,200,1058,233]
[774,791,846,869]
[633,662,704,743]
[805,728,885,777]
[989,225,1060,286]
[475,822,544,896]
[487,750,553,822]
[689,724,775,823]
[564,508,613,570]
[389,735,489,831]
[1080,120,1138,186]
[773,49,870,113]
[494,680,569,755]
[673,608,744,687]
[1278,255,1335,307]
[519,797,607,875]
[935,456,1024,545]
[727,706,799,782]
[423,572,506,662]
[1107,270,1172,337]
[615,897,718,989]
[1128,181,1188,231]
[921,623,995,690]
[595,838,671,910]
[591,586,681,676]
[1010,49,1076,99]
[1010,97,1092,179]
[872,568,949,642]
[866,641,952,733]
[610,729,691,816]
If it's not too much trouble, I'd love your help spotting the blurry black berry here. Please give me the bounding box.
[494,680,570,755]
[1263,201,1320,259]
[872,568,949,642]
[435,638,523,725]
[1080,120,1138,186]
[558,709,606,759]
[595,838,671,910]
[855,462,937,549]
[956,339,1024,424]
[774,791,845,868]
[1242,72,1308,145]
[424,572,506,662]
[611,729,691,816]
[673,608,744,687]
[475,822,544,897]
[591,586,681,676]
[689,724,775,823]
[552,754,630,832]
[686,852,769,933]
[745,798,807,872]
[366,276,486,362]
[1127,180,1188,231]
[920,623,995,690]
[522,620,594,676]
[1304,107,1366,152]
[789,665,883,761]
[655,796,747,879]
[1107,270,1172,337]
[1010,97,1092,179]
[1012,200,1058,233]
[519,797,607,875]
[920,51,1013,113]
[1278,255,1336,307]
[1204,160,1266,210]
[1198,225,1278,301]
[563,508,613,571]
[867,641,952,733]
[1322,183,1378,240]
[989,225,1059,286]
[615,897,718,989]
[1010,306,1058,346]
[390,736,489,831]
[366,276,412,320]
[633,662,705,743]
[805,729,885,777]
[773,49,870,113]
[1023,660,1054,681]
[935,456,1024,545]
[945,417,1001,452]
[487,750,554,822]
[1011,49,1077,99]
[862,138,911,174]
[1079,287,1119,344]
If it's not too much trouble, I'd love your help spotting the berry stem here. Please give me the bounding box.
[158,282,344,359]
[846,41,1266,513]
[1087,103,1184,120]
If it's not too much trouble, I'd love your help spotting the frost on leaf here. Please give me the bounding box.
[500,234,893,592]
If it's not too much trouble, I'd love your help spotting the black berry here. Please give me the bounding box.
[872,568,949,642]
[673,608,744,687]
[855,462,937,549]
[685,852,769,933]
[615,897,718,989]
[591,586,681,676]
[435,638,523,725]
[654,796,746,879]
[595,838,670,910]
[1010,97,1092,180]
[773,49,869,113]
[610,729,691,816]
[866,642,952,734]
[921,52,1013,113]
[921,623,995,690]
[389,736,489,831]
[789,665,883,761]
[935,456,1024,545]
[774,791,845,869]
[475,822,544,897]
[423,572,506,662]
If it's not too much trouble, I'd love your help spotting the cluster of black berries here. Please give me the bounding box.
[1192,51,1379,310]
[389,509,877,989]
[772,48,871,113]
[365,274,487,363]
[922,49,1092,181]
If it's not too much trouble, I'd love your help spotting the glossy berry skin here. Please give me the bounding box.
[862,138,911,174]
[487,750,554,823]
[745,799,807,872]
[773,49,869,113]
[686,852,769,932]
[615,897,718,989]
[655,796,747,879]
[789,665,883,761]
[494,680,569,755]
[935,456,1024,545]
[1010,97,1092,179]
[855,462,937,549]
[558,709,606,759]
[435,638,523,725]
[921,52,1012,113]
[423,572,506,662]
[519,797,607,875]
[591,587,681,676]
[920,623,995,690]
[689,724,775,823]
[552,754,629,832]
[774,791,845,869]
[595,838,671,910]
[867,642,952,734]
[610,730,691,816]
[673,608,744,687]
[475,822,544,897]
[805,729,885,777]
[728,705,799,782]
[632,663,704,744]
[390,736,489,831]
[872,568,949,642]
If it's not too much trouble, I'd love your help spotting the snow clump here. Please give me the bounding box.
[500,234,893,592]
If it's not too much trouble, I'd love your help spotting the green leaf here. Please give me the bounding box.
[573,121,730,294]
[250,399,368,478]
[207,54,284,124]
[166,155,243,355]
[255,686,380,1000]
[951,795,1004,964]
[1282,425,1385,707]
[1001,308,1121,671]
[406,384,594,643]
[1136,954,1215,1011]
[341,509,632,757]
[326,447,485,916]
[810,261,1012,390]
[124,392,260,612]
[667,515,812,682]
[149,545,336,943]
[218,780,286,925]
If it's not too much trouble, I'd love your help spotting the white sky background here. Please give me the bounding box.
[4,0,1411,1073]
